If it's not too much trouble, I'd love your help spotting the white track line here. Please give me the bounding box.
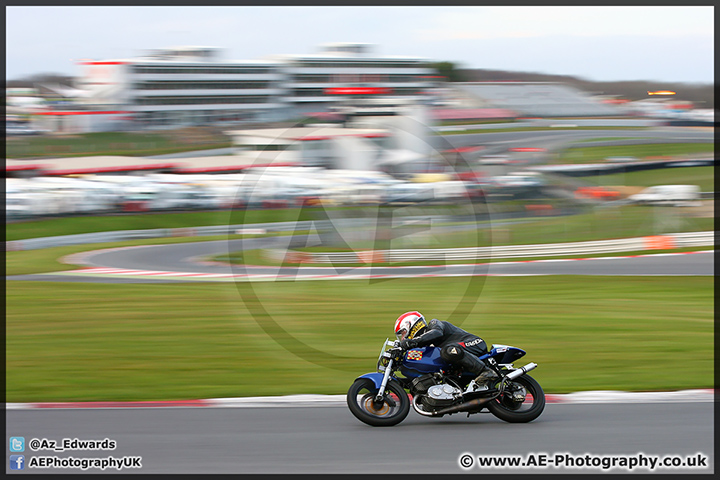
[5,389,714,409]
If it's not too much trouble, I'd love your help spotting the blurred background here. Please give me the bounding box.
[5,40,714,222]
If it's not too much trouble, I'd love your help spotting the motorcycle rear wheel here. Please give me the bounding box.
[347,378,410,427]
[486,374,545,423]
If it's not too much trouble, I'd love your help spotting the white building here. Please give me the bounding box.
[74,46,287,128]
[267,43,437,117]
[70,44,437,129]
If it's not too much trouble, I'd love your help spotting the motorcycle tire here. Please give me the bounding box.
[347,378,410,427]
[486,373,545,423]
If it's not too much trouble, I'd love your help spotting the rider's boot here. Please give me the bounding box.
[458,354,496,392]
[473,366,499,389]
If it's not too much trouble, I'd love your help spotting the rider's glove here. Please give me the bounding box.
[399,338,417,350]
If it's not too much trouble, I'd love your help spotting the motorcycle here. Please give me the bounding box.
[347,338,545,426]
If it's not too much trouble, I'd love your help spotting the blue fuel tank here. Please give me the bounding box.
[399,346,449,378]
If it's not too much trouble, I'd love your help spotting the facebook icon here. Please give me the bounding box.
[10,455,25,470]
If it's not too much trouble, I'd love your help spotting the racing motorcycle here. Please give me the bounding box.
[347,339,544,426]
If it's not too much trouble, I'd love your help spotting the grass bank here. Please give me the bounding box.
[219,245,713,269]
[559,143,714,164]
[6,275,713,402]
[6,129,231,159]
[6,208,321,241]
[440,126,651,135]
[580,166,714,192]
[238,205,713,264]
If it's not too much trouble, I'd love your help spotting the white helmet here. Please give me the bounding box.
[394,311,427,341]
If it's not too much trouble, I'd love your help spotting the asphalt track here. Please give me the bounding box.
[5,402,714,474]
[7,238,714,284]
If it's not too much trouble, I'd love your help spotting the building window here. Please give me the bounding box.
[134,81,272,90]
[132,65,273,75]
[295,61,425,69]
[134,95,270,106]
[292,88,326,97]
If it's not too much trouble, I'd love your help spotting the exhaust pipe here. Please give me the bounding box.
[505,362,537,380]
[432,397,494,416]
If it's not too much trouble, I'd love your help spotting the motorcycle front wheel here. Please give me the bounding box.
[347,378,410,427]
[486,373,545,423]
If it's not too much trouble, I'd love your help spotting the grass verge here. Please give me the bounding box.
[6,130,231,159]
[228,205,713,266]
[579,166,715,192]
[559,143,714,164]
[439,126,652,135]
[6,208,321,241]
[5,275,713,402]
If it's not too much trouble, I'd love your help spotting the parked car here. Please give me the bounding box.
[627,184,701,207]
[6,123,39,135]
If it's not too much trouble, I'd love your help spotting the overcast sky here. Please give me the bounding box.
[5,6,715,84]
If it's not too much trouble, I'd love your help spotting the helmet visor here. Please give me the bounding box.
[396,328,408,341]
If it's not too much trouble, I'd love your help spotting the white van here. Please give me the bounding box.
[628,184,702,207]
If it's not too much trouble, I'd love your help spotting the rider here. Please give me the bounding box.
[394,311,499,389]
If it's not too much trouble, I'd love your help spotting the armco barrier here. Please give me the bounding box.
[4,221,325,252]
[268,231,714,264]
[531,157,715,177]
[6,225,242,252]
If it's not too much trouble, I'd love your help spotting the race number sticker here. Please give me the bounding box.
[407,350,423,361]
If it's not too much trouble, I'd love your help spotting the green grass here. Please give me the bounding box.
[573,136,649,143]
[440,126,651,135]
[492,206,713,245]
[7,211,230,241]
[5,275,713,402]
[438,119,517,126]
[6,130,232,159]
[559,143,714,164]
[243,205,713,264]
[580,166,715,192]
[6,208,323,241]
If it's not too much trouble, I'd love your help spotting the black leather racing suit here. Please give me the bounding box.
[406,319,489,375]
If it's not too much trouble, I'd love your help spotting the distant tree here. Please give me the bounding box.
[430,62,466,82]
[6,73,75,89]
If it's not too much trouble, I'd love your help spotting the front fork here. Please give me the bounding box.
[374,357,394,403]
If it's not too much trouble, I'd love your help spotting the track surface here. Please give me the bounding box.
[7,239,714,284]
[79,239,713,276]
[5,402,714,474]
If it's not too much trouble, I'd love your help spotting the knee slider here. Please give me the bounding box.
[441,344,465,362]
